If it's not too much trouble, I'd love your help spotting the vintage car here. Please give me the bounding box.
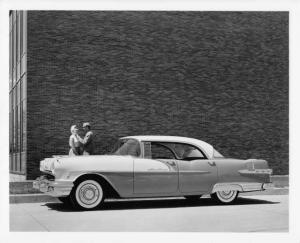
[33,135,273,210]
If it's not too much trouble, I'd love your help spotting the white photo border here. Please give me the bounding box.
[0,0,298,242]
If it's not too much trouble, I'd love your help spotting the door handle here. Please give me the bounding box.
[208,161,216,166]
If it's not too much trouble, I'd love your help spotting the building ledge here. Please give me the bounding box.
[10,173,26,182]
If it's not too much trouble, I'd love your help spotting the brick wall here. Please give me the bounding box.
[26,11,288,179]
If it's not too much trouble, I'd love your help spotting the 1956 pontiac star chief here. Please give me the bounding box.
[33,135,273,210]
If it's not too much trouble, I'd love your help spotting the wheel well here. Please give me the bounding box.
[73,173,120,198]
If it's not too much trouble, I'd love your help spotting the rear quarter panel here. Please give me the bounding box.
[215,158,270,183]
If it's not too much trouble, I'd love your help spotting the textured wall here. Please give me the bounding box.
[26,11,288,179]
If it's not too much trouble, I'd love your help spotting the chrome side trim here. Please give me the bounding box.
[238,169,273,175]
[212,182,264,193]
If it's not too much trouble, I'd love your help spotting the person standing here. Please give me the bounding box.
[76,122,95,155]
[69,125,82,156]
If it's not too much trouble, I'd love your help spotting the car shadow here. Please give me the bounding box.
[42,196,279,212]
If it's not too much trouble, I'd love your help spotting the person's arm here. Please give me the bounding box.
[77,132,92,145]
[76,134,84,143]
[69,136,79,155]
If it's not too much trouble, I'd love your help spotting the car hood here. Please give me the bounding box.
[40,155,134,175]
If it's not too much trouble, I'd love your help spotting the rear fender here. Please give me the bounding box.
[212,183,243,193]
[212,182,264,193]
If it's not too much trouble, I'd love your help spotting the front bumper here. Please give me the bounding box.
[33,176,74,197]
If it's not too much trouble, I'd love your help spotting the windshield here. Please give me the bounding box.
[110,139,141,157]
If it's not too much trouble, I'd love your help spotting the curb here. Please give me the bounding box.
[10,193,59,204]
[10,180,40,194]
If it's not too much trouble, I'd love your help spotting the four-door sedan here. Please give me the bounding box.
[33,135,273,210]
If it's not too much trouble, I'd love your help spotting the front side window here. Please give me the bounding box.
[143,141,206,160]
[150,143,176,160]
[110,139,141,157]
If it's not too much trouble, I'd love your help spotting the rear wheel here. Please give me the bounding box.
[70,179,105,210]
[211,190,239,204]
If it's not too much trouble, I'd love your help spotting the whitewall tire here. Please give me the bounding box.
[211,190,239,204]
[71,179,104,210]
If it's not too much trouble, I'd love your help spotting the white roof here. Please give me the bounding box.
[122,135,214,159]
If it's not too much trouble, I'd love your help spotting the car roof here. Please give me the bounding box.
[121,135,214,158]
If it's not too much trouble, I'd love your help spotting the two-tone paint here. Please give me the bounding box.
[33,135,273,199]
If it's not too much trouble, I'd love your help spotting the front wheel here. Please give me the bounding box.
[70,179,105,210]
[211,190,239,204]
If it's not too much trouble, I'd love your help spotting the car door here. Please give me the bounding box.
[175,143,218,193]
[133,141,178,194]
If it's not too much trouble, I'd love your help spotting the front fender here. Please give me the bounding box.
[54,155,134,197]
[67,171,134,198]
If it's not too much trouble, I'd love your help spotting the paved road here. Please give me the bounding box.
[10,195,288,232]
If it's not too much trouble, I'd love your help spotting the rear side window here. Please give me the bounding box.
[172,143,206,160]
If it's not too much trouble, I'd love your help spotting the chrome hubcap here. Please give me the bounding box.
[79,184,99,205]
[75,180,103,208]
[84,189,95,200]
[217,190,237,202]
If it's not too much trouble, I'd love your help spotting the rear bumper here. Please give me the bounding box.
[241,182,274,191]
[262,182,274,190]
[33,176,74,197]
[212,182,274,193]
